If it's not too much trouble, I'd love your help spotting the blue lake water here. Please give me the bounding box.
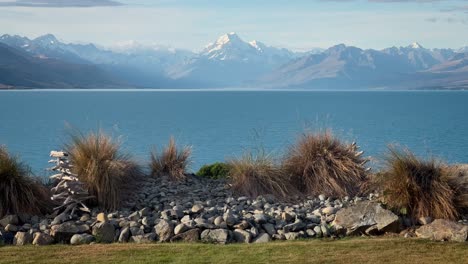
[0,90,467,176]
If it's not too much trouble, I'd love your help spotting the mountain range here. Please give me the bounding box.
[0,33,467,90]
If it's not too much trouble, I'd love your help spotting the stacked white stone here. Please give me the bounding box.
[48,151,93,218]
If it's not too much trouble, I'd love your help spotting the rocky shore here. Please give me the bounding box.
[1,174,467,246]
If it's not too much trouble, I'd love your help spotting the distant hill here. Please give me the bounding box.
[0,43,124,89]
[0,33,467,90]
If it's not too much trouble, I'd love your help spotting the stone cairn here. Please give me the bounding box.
[48,151,93,219]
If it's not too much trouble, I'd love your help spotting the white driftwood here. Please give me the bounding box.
[49,150,93,219]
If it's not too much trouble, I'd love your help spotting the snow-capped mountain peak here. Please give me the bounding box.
[408,42,423,49]
[34,34,59,45]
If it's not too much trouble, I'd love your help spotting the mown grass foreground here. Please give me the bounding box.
[0,238,467,264]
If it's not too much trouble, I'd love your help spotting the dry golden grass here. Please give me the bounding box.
[0,238,467,264]
[228,151,294,199]
[283,132,368,198]
[446,164,468,215]
[0,146,51,217]
[66,130,141,211]
[150,137,191,181]
[375,147,458,221]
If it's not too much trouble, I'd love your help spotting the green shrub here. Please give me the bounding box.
[196,162,230,179]
[0,146,51,217]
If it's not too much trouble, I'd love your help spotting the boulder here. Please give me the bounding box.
[92,222,115,243]
[130,233,157,243]
[70,234,95,245]
[155,219,174,242]
[201,229,230,244]
[51,222,81,243]
[118,227,131,243]
[252,233,271,243]
[170,228,200,243]
[5,224,18,232]
[174,223,190,235]
[0,215,19,227]
[284,232,300,240]
[13,232,33,246]
[332,201,399,235]
[283,220,306,233]
[233,229,251,243]
[32,233,54,246]
[262,223,276,236]
[191,204,204,214]
[96,213,108,223]
[415,219,468,243]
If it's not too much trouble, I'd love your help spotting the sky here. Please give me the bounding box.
[0,0,467,51]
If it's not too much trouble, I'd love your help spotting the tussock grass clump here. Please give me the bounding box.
[228,152,294,198]
[150,137,191,181]
[283,132,368,197]
[376,147,458,220]
[0,146,51,217]
[446,164,468,215]
[66,131,141,211]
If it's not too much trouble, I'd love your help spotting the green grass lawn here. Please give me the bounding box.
[0,237,467,264]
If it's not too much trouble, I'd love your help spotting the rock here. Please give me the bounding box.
[283,220,306,233]
[214,216,224,226]
[253,233,271,243]
[191,204,204,214]
[233,229,251,243]
[254,214,268,224]
[32,233,54,246]
[201,229,230,244]
[118,227,131,243]
[174,223,190,235]
[97,213,108,223]
[318,194,326,201]
[281,212,294,222]
[284,232,300,240]
[262,223,276,236]
[223,212,239,226]
[155,219,174,242]
[313,226,323,238]
[0,215,19,227]
[322,207,337,215]
[128,211,140,222]
[170,229,200,243]
[13,232,33,246]
[306,229,316,237]
[5,224,18,232]
[0,232,4,246]
[92,222,115,243]
[51,222,81,243]
[181,215,192,224]
[80,214,90,222]
[130,233,157,243]
[332,201,400,235]
[415,219,468,243]
[139,207,150,217]
[70,234,95,245]
[418,217,433,225]
[51,213,68,225]
[320,225,330,237]
[233,220,250,230]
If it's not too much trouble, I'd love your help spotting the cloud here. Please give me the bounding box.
[0,0,123,7]
[425,16,468,24]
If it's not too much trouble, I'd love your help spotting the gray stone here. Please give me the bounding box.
[332,201,400,235]
[320,225,330,237]
[283,220,306,233]
[155,219,174,242]
[92,222,115,243]
[128,211,141,221]
[0,215,19,227]
[313,226,323,238]
[5,224,18,232]
[131,233,157,243]
[322,207,337,215]
[252,233,271,243]
[254,213,268,224]
[51,222,81,243]
[418,217,433,225]
[415,219,468,243]
[139,207,150,217]
[262,223,276,236]
[233,220,250,230]
[201,229,230,244]
[191,204,204,214]
[32,233,54,246]
[223,212,239,226]
[284,232,300,240]
[13,232,33,246]
[318,194,326,201]
[214,216,224,226]
[233,229,251,243]
[70,234,95,245]
[118,227,131,243]
[281,212,294,222]
[170,228,200,243]
[51,213,69,225]
[174,223,190,235]
[306,229,316,237]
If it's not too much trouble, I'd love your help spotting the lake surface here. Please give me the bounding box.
[1,90,467,176]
